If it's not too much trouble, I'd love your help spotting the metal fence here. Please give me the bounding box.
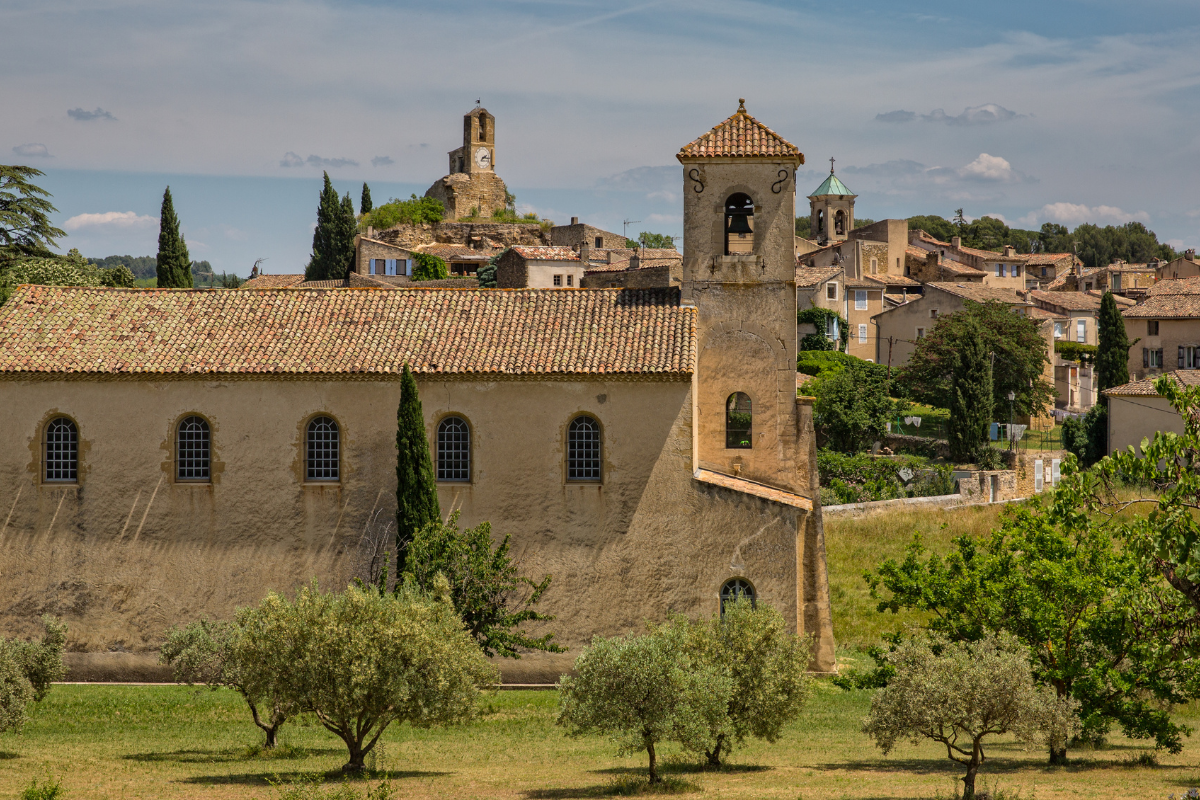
[888,417,1065,453]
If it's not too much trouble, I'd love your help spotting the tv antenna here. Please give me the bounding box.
[623,219,642,241]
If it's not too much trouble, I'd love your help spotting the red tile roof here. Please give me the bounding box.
[1029,290,1101,312]
[677,100,802,160]
[795,266,843,288]
[925,282,1029,304]
[1025,253,1076,266]
[1106,370,1200,397]
[0,286,695,377]
[1124,278,1200,319]
[510,246,580,262]
[241,274,305,288]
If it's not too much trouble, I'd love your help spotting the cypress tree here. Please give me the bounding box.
[948,322,994,463]
[396,365,440,570]
[331,192,357,281]
[306,172,341,280]
[360,183,372,215]
[156,187,193,288]
[1095,291,1130,399]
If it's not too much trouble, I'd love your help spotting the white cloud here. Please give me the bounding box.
[12,143,51,157]
[1017,202,1151,227]
[923,104,1022,125]
[958,153,1020,182]
[63,211,157,231]
[280,152,304,168]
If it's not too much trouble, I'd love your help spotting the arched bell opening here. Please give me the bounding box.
[724,193,754,255]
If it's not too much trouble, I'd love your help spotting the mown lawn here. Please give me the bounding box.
[2,682,1199,799]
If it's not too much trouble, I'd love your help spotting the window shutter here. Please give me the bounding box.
[1144,348,1149,368]
[1180,347,1186,368]
[1051,459,1061,486]
[1034,460,1044,493]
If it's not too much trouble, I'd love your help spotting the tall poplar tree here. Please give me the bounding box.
[948,321,993,463]
[1096,291,1130,399]
[156,187,193,288]
[360,183,372,215]
[396,365,440,570]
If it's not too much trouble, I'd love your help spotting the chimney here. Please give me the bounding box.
[579,241,590,265]
[926,251,940,267]
[629,252,641,271]
[366,226,374,239]
[570,216,579,225]
[951,236,961,248]
[1187,249,1196,262]
[1003,245,1015,257]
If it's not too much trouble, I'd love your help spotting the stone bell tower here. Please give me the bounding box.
[807,160,856,244]
[424,105,508,220]
[677,100,835,672]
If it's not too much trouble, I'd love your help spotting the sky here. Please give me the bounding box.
[5,0,1200,275]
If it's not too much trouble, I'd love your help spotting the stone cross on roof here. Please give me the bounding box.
[829,157,835,173]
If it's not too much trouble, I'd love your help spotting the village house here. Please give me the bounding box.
[0,101,835,682]
[1105,370,1200,455]
[908,230,1027,291]
[495,246,585,288]
[580,247,682,289]
[1028,290,1104,411]
[870,282,1031,371]
[1156,250,1200,282]
[903,245,986,284]
[1122,276,1200,380]
[1026,253,1082,289]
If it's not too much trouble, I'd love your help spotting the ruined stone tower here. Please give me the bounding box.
[424,106,509,220]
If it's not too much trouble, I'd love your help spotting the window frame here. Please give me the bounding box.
[436,415,472,483]
[175,414,212,483]
[1148,320,1160,336]
[719,577,756,616]
[857,323,868,344]
[566,415,602,483]
[1076,318,1086,343]
[725,392,753,450]
[854,290,868,311]
[553,274,562,286]
[825,282,838,301]
[42,416,79,484]
[305,415,341,483]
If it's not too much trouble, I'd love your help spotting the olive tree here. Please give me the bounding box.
[864,634,1074,800]
[236,580,498,773]
[673,599,812,766]
[557,629,730,784]
[0,616,67,733]
[160,619,293,748]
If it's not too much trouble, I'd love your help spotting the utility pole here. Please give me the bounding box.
[886,336,895,379]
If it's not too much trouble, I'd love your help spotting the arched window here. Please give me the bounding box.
[815,209,825,240]
[176,416,211,481]
[724,193,754,255]
[567,416,601,481]
[437,416,470,482]
[43,417,78,483]
[834,209,846,236]
[720,578,756,616]
[306,416,340,482]
[726,392,752,449]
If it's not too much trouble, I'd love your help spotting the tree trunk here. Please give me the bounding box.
[342,737,367,774]
[645,733,658,784]
[706,734,726,767]
[245,697,282,749]
[1048,744,1067,765]
[963,754,981,800]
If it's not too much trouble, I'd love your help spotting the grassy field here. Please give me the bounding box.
[2,498,1192,799]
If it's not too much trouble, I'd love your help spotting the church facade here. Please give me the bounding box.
[0,103,834,681]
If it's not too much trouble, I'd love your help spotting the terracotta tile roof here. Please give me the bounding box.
[913,230,950,246]
[1029,290,1101,313]
[1025,253,1075,266]
[956,244,1022,261]
[510,246,580,262]
[884,293,913,306]
[1027,307,1065,320]
[906,245,935,259]
[1083,289,1135,307]
[0,286,695,377]
[300,273,395,289]
[1044,274,1070,291]
[677,100,802,160]
[926,282,1029,304]
[241,274,305,288]
[795,266,842,288]
[1106,370,1200,397]
[1124,280,1200,319]
[872,274,922,288]
[932,260,987,278]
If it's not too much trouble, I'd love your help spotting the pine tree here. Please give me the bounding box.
[306,173,341,280]
[360,183,372,215]
[1096,291,1130,399]
[948,322,994,463]
[156,187,193,288]
[396,365,440,570]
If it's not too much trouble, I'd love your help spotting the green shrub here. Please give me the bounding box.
[412,252,449,281]
[796,306,848,352]
[1055,340,1098,364]
[816,449,954,503]
[359,195,444,230]
[21,775,65,800]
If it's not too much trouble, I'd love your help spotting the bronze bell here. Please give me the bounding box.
[726,214,753,235]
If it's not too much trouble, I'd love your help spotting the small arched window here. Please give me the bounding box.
[724,193,754,255]
[437,416,470,482]
[720,578,756,616]
[726,392,752,449]
[478,117,487,140]
[834,209,847,236]
[44,417,78,483]
[306,416,340,482]
[567,416,601,481]
[177,416,211,481]
[815,209,825,240]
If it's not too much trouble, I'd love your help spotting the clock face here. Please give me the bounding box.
[474,147,491,169]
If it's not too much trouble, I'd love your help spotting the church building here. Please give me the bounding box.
[0,102,835,682]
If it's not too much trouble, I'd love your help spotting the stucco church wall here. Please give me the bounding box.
[0,375,821,681]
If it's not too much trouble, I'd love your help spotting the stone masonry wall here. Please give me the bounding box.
[374,222,548,251]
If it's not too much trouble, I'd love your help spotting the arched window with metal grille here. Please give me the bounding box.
[726,392,753,449]
[437,416,470,482]
[567,416,601,481]
[43,417,78,482]
[720,578,756,616]
[176,416,211,481]
[306,416,340,482]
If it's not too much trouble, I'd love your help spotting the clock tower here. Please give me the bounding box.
[424,105,509,220]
